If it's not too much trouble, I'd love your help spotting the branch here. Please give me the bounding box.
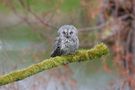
[0,43,109,86]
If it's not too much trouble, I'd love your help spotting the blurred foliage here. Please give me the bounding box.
[0,26,41,42]
[0,0,117,90]
[0,0,80,12]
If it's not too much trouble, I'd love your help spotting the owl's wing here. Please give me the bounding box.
[50,37,63,57]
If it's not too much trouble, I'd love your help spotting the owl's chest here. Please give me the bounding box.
[62,38,74,45]
[61,38,75,50]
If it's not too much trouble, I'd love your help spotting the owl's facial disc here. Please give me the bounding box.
[63,29,70,38]
[58,25,78,38]
[67,28,76,38]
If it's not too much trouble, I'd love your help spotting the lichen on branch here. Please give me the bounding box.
[0,43,109,86]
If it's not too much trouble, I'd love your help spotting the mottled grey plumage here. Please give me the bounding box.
[51,25,79,57]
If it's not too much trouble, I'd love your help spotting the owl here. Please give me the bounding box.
[51,25,79,57]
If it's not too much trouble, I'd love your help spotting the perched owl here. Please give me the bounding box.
[51,25,79,57]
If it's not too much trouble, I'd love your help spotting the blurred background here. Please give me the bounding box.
[0,0,134,90]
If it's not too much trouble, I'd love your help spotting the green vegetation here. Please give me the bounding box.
[0,26,41,42]
[0,43,109,86]
[0,0,80,12]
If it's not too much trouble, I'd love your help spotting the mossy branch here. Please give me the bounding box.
[0,43,109,86]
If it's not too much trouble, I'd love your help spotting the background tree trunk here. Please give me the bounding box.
[99,0,135,89]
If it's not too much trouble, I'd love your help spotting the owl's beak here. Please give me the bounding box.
[66,36,70,38]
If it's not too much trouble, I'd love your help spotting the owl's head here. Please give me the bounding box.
[58,25,78,38]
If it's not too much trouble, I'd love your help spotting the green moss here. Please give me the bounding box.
[0,43,109,86]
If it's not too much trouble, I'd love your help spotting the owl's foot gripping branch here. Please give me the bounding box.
[0,43,109,86]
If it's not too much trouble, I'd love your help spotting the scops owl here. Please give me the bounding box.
[51,25,79,57]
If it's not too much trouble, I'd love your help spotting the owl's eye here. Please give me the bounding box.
[62,31,66,34]
[70,31,73,34]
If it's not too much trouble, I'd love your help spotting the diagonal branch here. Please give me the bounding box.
[0,43,109,86]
